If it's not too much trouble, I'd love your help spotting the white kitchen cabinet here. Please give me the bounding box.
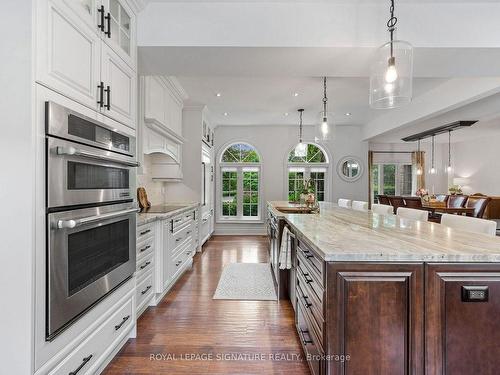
[36,0,101,110]
[101,43,136,127]
[36,0,137,129]
[101,0,137,70]
[144,76,186,138]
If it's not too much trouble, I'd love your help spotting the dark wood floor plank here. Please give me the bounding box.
[102,235,309,375]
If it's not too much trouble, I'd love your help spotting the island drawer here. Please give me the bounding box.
[296,237,324,286]
[297,271,324,345]
[297,251,324,304]
[137,222,155,243]
[297,298,324,375]
[136,235,154,258]
[136,253,154,279]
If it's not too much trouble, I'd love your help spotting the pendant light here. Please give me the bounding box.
[429,135,437,174]
[446,130,452,173]
[416,139,423,175]
[315,77,334,142]
[369,0,413,109]
[295,109,307,157]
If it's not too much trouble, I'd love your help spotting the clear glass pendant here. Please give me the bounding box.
[370,40,413,109]
[294,142,307,157]
[315,111,334,142]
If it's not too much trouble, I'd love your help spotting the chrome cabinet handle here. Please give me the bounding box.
[140,229,151,236]
[104,85,111,110]
[174,218,182,223]
[97,5,105,31]
[57,208,138,229]
[139,245,151,253]
[141,285,152,295]
[140,261,151,270]
[114,315,130,331]
[302,295,312,308]
[55,146,139,167]
[68,354,93,375]
[97,81,104,107]
[302,272,313,284]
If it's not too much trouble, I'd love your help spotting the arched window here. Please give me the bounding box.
[219,143,262,220]
[287,143,329,202]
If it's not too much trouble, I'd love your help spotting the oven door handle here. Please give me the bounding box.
[56,146,139,167]
[57,208,138,229]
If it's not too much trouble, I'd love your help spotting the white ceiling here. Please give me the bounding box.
[369,92,500,144]
[177,76,447,126]
[146,0,497,3]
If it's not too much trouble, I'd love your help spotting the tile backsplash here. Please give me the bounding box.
[137,155,166,205]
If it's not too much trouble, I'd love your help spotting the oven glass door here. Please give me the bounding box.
[47,137,136,208]
[47,203,136,339]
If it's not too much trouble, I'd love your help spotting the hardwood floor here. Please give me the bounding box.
[102,235,310,375]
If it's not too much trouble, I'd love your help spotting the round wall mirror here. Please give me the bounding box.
[337,156,364,182]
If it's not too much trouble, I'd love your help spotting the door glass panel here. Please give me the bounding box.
[120,31,130,54]
[288,171,305,202]
[67,219,129,296]
[108,0,131,57]
[243,171,259,217]
[383,164,396,196]
[110,0,119,19]
[399,164,413,196]
[372,164,380,202]
[222,171,237,216]
[120,7,130,33]
[310,171,325,202]
[67,162,129,190]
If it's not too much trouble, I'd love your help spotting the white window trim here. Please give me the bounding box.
[283,143,332,202]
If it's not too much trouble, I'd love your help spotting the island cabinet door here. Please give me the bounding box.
[425,263,500,375]
[326,263,424,375]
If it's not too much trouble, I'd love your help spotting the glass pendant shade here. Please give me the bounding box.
[315,111,334,142]
[294,142,307,157]
[370,40,413,109]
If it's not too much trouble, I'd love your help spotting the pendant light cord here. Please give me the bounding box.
[431,135,435,169]
[323,77,328,115]
[298,109,304,143]
[387,0,397,58]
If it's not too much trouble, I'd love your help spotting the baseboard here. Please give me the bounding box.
[214,223,266,236]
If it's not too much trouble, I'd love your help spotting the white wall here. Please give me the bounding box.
[0,1,34,373]
[451,134,500,195]
[214,125,368,234]
[137,155,167,205]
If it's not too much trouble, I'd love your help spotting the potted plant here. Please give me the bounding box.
[448,184,463,195]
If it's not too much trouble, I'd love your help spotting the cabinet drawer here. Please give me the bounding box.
[297,271,324,345]
[297,253,324,305]
[136,272,154,311]
[136,235,154,259]
[297,299,324,375]
[171,223,194,251]
[297,238,324,286]
[137,222,155,242]
[136,253,154,279]
[48,295,133,375]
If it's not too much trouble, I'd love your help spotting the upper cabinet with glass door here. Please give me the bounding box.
[101,0,137,69]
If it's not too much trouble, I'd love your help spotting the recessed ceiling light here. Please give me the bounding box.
[216,93,221,97]
[293,92,299,97]
[223,112,229,116]
[284,112,289,116]
[345,112,352,116]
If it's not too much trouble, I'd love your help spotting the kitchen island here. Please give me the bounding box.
[268,201,500,375]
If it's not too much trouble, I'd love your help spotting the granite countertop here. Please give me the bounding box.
[137,202,200,226]
[267,201,319,219]
[267,202,500,263]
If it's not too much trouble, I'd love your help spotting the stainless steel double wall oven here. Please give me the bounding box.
[45,102,138,340]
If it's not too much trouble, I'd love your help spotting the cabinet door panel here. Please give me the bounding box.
[62,0,99,31]
[328,263,424,375]
[426,263,500,375]
[36,0,100,110]
[101,44,136,128]
[144,76,166,125]
[101,0,136,69]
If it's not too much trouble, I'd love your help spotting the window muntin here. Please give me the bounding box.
[243,169,259,217]
[221,143,260,163]
[222,170,238,216]
[287,143,329,202]
[372,163,414,203]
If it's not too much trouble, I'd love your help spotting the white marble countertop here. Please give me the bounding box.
[137,202,200,226]
[268,202,500,262]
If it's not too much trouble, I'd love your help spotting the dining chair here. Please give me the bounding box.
[377,195,391,205]
[441,214,497,236]
[447,195,468,208]
[388,196,406,214]
[352,201,368,212]
[404,196,423,209]
[435,194,449,203]
[338,199,352,209]
[372,203,394,216]
[396,207,429,222]
[465,196,491,218]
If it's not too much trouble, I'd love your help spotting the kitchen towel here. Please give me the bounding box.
[279,226,292,269]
